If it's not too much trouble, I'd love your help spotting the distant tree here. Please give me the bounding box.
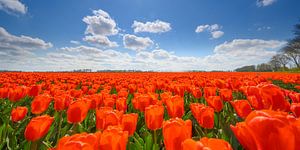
[269,57,281,71]
[282,43,300,68]
[235,65,256,72]
[256,63,272,72]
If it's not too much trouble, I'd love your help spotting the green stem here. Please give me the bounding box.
[153,130,157,145]
[31,141,38,150]
[56,111,63,143]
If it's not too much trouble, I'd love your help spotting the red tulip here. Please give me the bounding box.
[163,118,192,150]
[67,99,90,123]
[116,97,127,112]
[24,115,54,141]
[56,132,101,150]
[0,87,9,99]
[190,103,214,129]
[231,110,300,150]
[219,89,232,101]
[191,87,202,99]
[230,100,252,119]
[291,103,300,118]
[8,87,27,102]
[121,113,138,136]
[145,105,164,130]
[11,106,28,122]
[31,94,52,115]
[206,96,223,112]
[96,107,123,131]
[165,95,184,118]
[182,138,233,150]
[99,126,128,150]
[247,95,264,110]
[28,85,41,97]
[204,87,217,99]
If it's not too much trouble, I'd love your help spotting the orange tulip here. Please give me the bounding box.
[116,97,127,112]
[190,103,214,129]
[96,107,123,130]
[24,115,54,141]
[289,92,300,103]
[219,89,232,101]
[206,96,223,112]
[230,100,252,119]
[247,95,264,110]
[31,94,52,115]
[54,95,72,111]
[0,87,9,99]
[56,132,101,150]
[28,85,41,97]
[163,118,192,150]
[165,95,184,118]
[99,126,128,150]
[121,113,138,136]
[204,87,217,99]
[291,103,300,117]
[8,87,27,102]
[199,137,232,150]
[181,139,204,150]
[191,87,202,99]
[11,106,28,122]
[182,138,233,150]
[231,110,300,150]
[259,84,290,111]
[132,94,153,112]
[145,105,164,130]
[67,99,90,123]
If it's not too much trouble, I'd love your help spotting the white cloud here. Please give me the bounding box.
[195,24,224,39]
[132,20,171,33]
[257,0,276,7]
[83,35,118,48]
[0,27,52,53]
[83,9,118,36]
[82,9,119,48]
[70,40,80,45]
[257,26,271,31]
[123,34,154,51]
[203,39,287,70]
[211,31,224,39]
[0,0,27,14]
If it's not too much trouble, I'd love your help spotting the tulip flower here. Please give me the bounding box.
[191,87,202,99]
[0,87,9,99]
[247,95,264,110]
[96,107,123,131]
[31,94,52,115]
[132,94,153,112]
[219,89,233,101]
[11,106,28,122]
[145,105,164,130]
[231,110,300,150]
[230,100,252,119]
[24,115,54,141]
[121,113,138,136]
[28,85,41,97]
[204,87,217,99]
[165,95,184,118]
[190,103,214,129]
[163,118,192,150]
[206,96,223,112]
[54,95,72,111]
[182,138,233,150]
[116,97,127,112]
[291,103,300,117]
[8,87,27,102]
[99,126,128,150]
[67,99,90,123]
[56,132,101,150]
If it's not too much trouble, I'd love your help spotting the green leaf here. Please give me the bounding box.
[144,134,153,150]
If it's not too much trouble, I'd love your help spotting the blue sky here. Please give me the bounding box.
[0,0,299,71]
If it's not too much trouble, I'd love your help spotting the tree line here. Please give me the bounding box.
[235,21,300,72]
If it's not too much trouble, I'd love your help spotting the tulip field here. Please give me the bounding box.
[0,72,300,150]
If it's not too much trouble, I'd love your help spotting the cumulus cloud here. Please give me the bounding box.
[195,24,224,39]
[0,0,27,14]
[132,20,171,33]
[83,9,118,36]
[83,35,118,48]
[257,0,276,7]
[0,26,52,56]
[203,39,287,70]
[82,9,119,48]
[123,34,154,51]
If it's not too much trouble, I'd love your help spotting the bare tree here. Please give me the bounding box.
[282,42,300,68]
[269,55,281,71]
